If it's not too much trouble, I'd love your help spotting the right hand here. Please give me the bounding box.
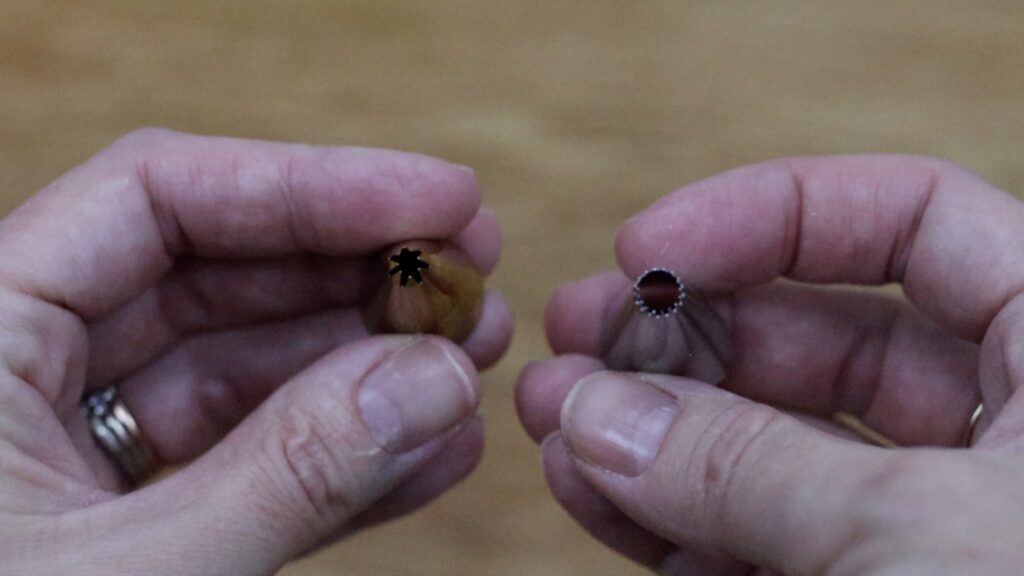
[518,156,1024,574]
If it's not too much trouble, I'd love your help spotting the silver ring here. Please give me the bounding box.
[965,403,984,447]
[81,386,157,487]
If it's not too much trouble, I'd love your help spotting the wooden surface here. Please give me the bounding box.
[3,2,1023,574]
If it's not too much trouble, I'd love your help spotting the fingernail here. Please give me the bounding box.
[539,431,562,465]
[561,372,677,477]
[358,338,477,452]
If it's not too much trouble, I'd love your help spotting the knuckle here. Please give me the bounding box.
[103,128,184,202]
[110,127,177,152]
[989,302,1021,341]
[263,405,360,537]
[275,154,324,252]
[33,302,87,389]
[988,307,1024,371]
[0,371,52,425]
[35,298,87,354]
[922,155,969,178]
[370,155,418,197]
[687,402,782,510]
[0,293,86,404]
[188,373,249,440]
[988,296,1024,355]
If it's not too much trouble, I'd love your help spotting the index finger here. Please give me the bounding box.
[0,128,481,320]
[615,155,1024,341]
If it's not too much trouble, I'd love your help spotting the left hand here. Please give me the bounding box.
[0,128,512,575]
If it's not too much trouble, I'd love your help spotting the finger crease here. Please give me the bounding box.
[278,156,323,253]
[779,164,806,277]
[887,165,939,281]
[135,155,191,257]
[848,308,898,420]
[157,267,216,336]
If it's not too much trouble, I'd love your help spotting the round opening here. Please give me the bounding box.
[634,268,684,316]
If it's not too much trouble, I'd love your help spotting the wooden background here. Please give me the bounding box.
[2,2,1023,574]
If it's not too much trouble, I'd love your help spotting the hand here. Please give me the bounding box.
[517,156,1024,575]
[0,129,512,575]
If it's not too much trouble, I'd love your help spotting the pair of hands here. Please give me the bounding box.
[2,129,1023,575]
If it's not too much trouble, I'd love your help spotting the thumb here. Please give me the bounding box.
[89,335,480,575]
[559,371,887,575]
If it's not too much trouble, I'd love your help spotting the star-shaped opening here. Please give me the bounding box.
[389,247,430,286]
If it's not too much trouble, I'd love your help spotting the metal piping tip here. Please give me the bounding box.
[603,267,733,384]
[632,267,686,318]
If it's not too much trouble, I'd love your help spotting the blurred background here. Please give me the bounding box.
[2,1,1023,574]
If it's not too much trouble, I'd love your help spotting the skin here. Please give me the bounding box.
[7,133,1024,575]
[0,129,513,575]
[516,156,1024,575]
